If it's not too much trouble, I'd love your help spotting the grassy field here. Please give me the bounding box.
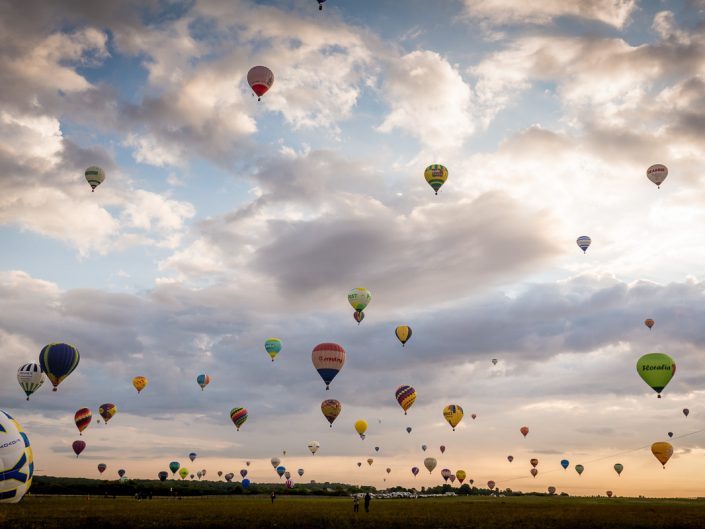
[1,495,703,529]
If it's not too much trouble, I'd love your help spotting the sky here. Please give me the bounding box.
[2,0,705,497]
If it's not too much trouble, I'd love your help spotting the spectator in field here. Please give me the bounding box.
[353,495,360,512]
[271,491,276,504]
[364,492,371,512]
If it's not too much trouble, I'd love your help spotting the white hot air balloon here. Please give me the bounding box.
[307,441,320,455]
[16,363,44,400]
[646,164,668,189]
[0,410,33,503]
[247,66,274,101]
[424,457,437,474]
[84,166,105,192]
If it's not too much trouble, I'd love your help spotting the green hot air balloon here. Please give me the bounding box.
[613,463,623,476]
[637,353,675,398]
[575,464,584,476]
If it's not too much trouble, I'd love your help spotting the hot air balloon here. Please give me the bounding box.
[84,166,105,192]
[0,410,33,504]
[230,407,248,430]
[530,459,538,468]
[646,164,668,188]
[487,480,495,490]
[247,66,274,101]
[188,453,198,463]
[71,440,85,457]
[265,338,282,362]
[312,343,346,390]
[530,469,538,478]
[298,468,304,477]
[614,463,623,476]
[548,486,556,495]
[242,478,250,488]
[637,353,675,398]
[217,471,223,478]
[98,403,116,424]
[179,468,189,479]
[683,408,689,418]
[271,457,280,469]
[386,468,391,475]
[201,469,207,478]
[246,461,251,466]
[74,408,92,435]
[424,458,437,474]
[367,458,374,466]
[395,385,417,415]
[357,462,362,467]
[441,468,452,482]
[469,479,474,485]
[507,455,514,463]
[395,326,412,346]
[225,473,234,482]
[353,311,364,324]
[443,404,463,431]
[374,446,380,452]
[406,426,412,434]
[668,432,673,438]
[158,471,168,482]
[285,479,293,489]
[520,426,529,438]
[471,414,477,420]
[276,466,286,478]
[17,363,44,400]
[560,459,569,470]
[196,374,210,391]
[38,342,80,391]
[348,288,371,312]
[169,462,180,475]
[355,420,367,439]
[98,463,107,474]
[284,471,291,480]
[491,359,498,365]
[421,444,427,451]
[118,469,126,478]
[576,236,591,253]
[456,470,466,484]
[308,441,320,455]
[320,399,342,427]
[644,319,654,330]
[651,442,673,468]
[240,469,248,479]
[575,464,584,475]
[424,164,448,195]
[317,0,326,10]
[132,376,148,394]
[440,445,446,454]
[606,490,613,498]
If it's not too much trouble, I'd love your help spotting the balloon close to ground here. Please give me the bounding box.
[0,410,33,504]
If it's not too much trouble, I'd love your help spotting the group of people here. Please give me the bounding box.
[353,492,371,513]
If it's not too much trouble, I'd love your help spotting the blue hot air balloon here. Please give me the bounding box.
[189,452,197,462]
[158,471,168,482]
[38,343,80,391]
[576,236,591,254]
[276,465,286,478]
[560,459,569,470]
[242,478,251,488]
[169,462,180,475]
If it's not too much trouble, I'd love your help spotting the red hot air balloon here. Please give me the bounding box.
[74,408,92,435]
[247,66,274,101]
[353,311,364,325]
[606,490,613,498]
[520,426,529,438]
[644,319,654,330]
[72,440,86,457]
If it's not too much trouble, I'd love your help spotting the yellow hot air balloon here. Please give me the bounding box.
[443,404,463,431]
[651,442,673,468]
[395,326,412,347]
[355,420,368,440]
[132,376,148,394]
[424,164,448,195]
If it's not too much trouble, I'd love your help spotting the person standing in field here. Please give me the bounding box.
[271,491,276,504]
[353,495,360,512]
[364,492,371,512]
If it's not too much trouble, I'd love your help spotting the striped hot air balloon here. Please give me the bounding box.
[424,164,448,195]
[196,374,210,391]
[395,385,417,415]
[84,166,105,192]
[312,343,346,390]
[17,363,44,400]
[576,236,591,253]
[265,338,282,362]
[230,407,248,430]
[395,326,412,346]
[74,408,92,435]
[38,343,80,391]
[247,66,274,101]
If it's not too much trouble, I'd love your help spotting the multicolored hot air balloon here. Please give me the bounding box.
[353,311,364,325]
[644,319,654,330]
[169,462,180,475]
[98,403,116,424]
[520,426,529,438]
[265,338,282,362]
[98,463,107,474]
[576,236,591,254]
[72,440,85,457]
[575,464,584,475]
[348,288,371,312]
[0,410,33,504]
[424,164,448,195]
[637,353,675,398]
[39,343,80,391]
[312,343,346,390]
[74,408,92,435]
[321,399,341,427]
[443,404,463,431]
[395,326,412,346]
[424,457,437,474]
[17,363,44,400]
[651,442,673,468]
[456,470,466,484]
[307,441,320,455]
[646,164,668,189]
[84,166,105,192]
[196,374,210,391]
[247,66,274,101]
[395,385,416,415]
[560,459,569,470]
[411,467,419,477]
[354,420,368,440]
[132,376,148,394]
[230,407,248,431]
[614,463,623,476]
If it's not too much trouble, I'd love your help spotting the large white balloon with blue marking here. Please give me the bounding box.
[0,410,33,503]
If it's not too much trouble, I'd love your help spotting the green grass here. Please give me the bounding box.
[2,495,704,529]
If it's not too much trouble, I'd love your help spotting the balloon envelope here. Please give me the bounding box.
[548,486,556,495]
[312,343,346,390]
[74,408,92,434]
[132,376,148,393]
[443,404,463,430]
[424,164,448,194]
[242,478,250,488]
[575,464,584,475]
[395,326,412,346]
[576,236,591,253]
[84,166,106,191]
[651,442,673,468]
[38,342,80,391]
[683,408,689,417]
[271,457,280,468]
[530,469,538,477]
[530,459,538,468]
[395,385,417,414]
[636,353,676,397]
[276,466,286,478]
[347,288,371,311]
[411,467,419,476]
[423,457,437,473]
[17,363,44,400]
[169,462,180,475]
[507,455,514,463]
[98,403,116,424]
[456,470,466,483]
[307,441,320,455]
[520,426,529,437]
[265,338,282,361]
[196,374,210,390]
[353,311,365,324]
[560,459,569,470]
[230,407,248,430]
[646,164,668,188]
[158,471,168,482]
[487,481,495,490]
[644,319,654,329]
[321,399,342,427]
[441,468,452,482]
[247,66,274,99]
[0,410,33,504]
[614,463,623,476]
[98,464,107,474]
[179,468,189,479]
[189,453,197,462]
[354,420,368,438]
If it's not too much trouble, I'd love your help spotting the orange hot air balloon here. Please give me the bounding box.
[520,426,529,437]
[530,458,538,468]
[606,490,613,498]
[651,442,673,468]
[644,319,654,330]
